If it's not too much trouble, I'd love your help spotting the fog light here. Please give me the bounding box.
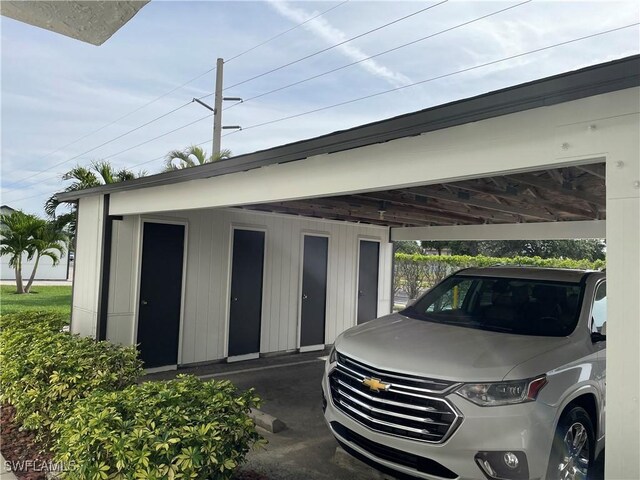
[503,452,519,469]
[475,451,529,480]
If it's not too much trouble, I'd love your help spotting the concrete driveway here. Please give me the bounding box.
[147,352,605,480]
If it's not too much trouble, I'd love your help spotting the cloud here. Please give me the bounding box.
[266,0,412,88]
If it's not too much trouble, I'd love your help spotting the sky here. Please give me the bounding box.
[1,0,639,217]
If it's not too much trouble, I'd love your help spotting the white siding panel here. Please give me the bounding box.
[181,212,200,365]
[106,216,140,346]
[149,208,389,364]
[106,207,389,364]
[71,195,104,338]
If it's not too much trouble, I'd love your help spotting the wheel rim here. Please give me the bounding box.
[557,422,590,480]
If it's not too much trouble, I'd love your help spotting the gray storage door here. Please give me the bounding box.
[228,229,265,357]
[357,240,379,324]
[300,235,329,347]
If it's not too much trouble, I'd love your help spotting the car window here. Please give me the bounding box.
[403,275,584,337]
[591,282,606,333]
[426,279,473,312]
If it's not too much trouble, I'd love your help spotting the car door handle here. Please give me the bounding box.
[232,297,238,302]
[141,300,148,306]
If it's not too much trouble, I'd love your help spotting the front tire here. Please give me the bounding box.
[547,406,595,480]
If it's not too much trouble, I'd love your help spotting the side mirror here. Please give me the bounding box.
[600,321,607,336]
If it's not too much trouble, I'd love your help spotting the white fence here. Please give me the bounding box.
[1,253,70,281]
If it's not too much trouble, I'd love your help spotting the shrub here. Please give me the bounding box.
[0,311,142,433]
[394,254,605,296]
[52,375,263,480]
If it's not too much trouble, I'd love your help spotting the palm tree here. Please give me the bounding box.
[163,146,232,172]
[24,221,68,293]
[0,211,43,293]
[44,161,142,244]
[45,161,140,219]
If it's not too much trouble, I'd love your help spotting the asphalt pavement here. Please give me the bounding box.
[146,352,604,480]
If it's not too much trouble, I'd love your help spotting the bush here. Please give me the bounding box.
[52,375,262,480]
[0,311,142,433]
[394,254,605,296]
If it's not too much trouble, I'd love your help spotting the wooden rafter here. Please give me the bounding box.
[576,164,606,180]
[240,165,606,228]
[402,186,558,221]
[358,191,519,223]
[446,180,596,219]
[289,198,456,226]
[244,204,411,227]
[507,173,605,208]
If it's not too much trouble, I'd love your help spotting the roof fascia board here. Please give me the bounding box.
[57,55,640,202]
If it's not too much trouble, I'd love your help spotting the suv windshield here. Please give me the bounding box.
[402,275,584,337]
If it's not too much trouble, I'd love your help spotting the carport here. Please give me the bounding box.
[58,55,639,478]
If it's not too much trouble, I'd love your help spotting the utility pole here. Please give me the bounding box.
[212,57,224,159]
[192,58,242,160]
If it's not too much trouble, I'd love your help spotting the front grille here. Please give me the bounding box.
[329,353,462,443]
[332,422,457,479]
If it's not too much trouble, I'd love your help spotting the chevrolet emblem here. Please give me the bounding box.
[362,377,390,393]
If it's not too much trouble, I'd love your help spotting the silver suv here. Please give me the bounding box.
[322,267,606,480]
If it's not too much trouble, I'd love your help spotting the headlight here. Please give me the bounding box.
[328,346,337,364]
[456,376,547,407]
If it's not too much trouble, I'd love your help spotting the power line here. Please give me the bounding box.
[130,138,213,170]
[223,23,639,134]
[6,24,638,205]
[224,0,531,112]
[5,0,432,194]
[9,1,351,188]
[11,101,194,186]
[225,0,351,63]
[199,0,449,99]
[100,114,213,161]
[126,22,640,178]
[3,136,214,205]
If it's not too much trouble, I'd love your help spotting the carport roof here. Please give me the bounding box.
[57,54,640,203]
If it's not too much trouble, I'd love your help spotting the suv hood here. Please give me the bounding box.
[335,313,571,382]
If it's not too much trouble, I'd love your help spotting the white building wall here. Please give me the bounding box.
[105,215,141,346]
[71,195,104,337]
[106,208,392,365]
[1,253,69,281]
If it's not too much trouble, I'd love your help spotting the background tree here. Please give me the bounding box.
[395,258,427,300]
[44,161,143,241]
[393,241,421,254]
[419,239,605,261]
[1,212,68,294]
[163,145,232,172]
[24,221,68,293]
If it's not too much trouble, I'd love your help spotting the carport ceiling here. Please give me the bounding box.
[241,164,606,227]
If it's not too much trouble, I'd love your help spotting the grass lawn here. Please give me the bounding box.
[0,285,72,317]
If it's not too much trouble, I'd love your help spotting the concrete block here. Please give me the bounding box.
[249,408,286,433]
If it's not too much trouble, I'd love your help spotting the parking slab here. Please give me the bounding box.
[145,352,604,480]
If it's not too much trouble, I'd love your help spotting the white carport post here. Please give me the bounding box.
[69,194,107,339]
[605,138,640,478]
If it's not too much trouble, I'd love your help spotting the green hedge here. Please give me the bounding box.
[0,311,262,478]
[52,375,262,480]
[394,254,605,299]
[0,311,142,432]
[395,253,605,270]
